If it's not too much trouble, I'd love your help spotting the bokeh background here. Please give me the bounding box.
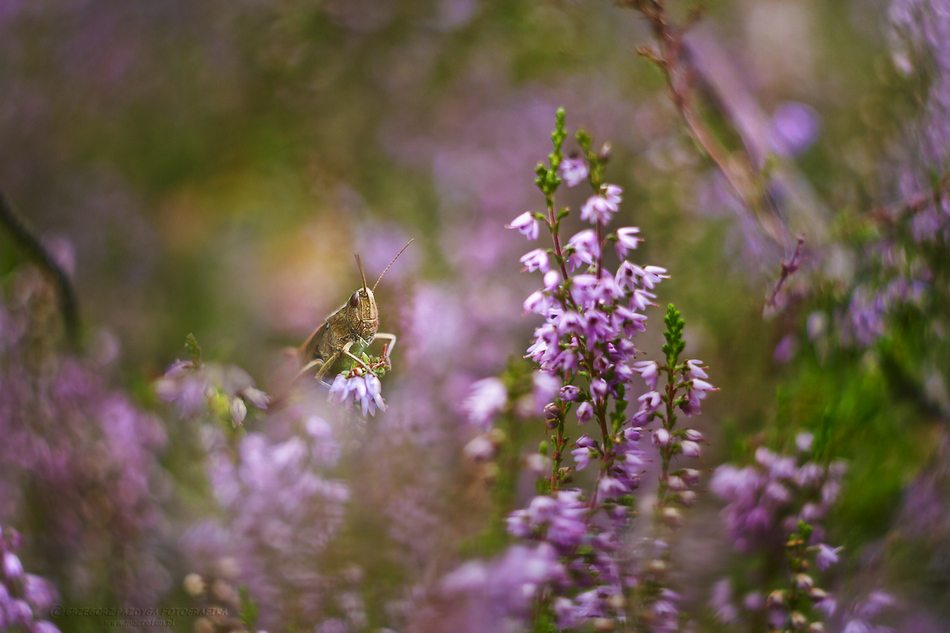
[2,0,948,631]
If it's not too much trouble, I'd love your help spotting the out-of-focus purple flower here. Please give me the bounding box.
[154,362,210,417]
[816,544,843,571]
[463,435,496,462]
[240,387,270,410]
[532,371,561,412]
[713,446,847,556]
[462,377,508,429]
[2,552,23,580]
[506,211,540,240]
[559,157,589,187]
[572,434,598,471]
[769,102,821,156]
[0,523,62,633]
[193,416,349,630]
[796,432,814,453]
[230,397,248,427]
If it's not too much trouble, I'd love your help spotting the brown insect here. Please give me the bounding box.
[297,240,412,382]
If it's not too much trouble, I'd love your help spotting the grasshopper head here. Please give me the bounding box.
[347,286,379,340]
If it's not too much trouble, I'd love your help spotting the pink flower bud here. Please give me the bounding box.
[680,440,701,458]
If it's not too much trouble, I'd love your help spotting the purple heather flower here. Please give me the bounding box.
[580,195,616,225]
[597,475,627,500]
[684,429,704,443]
[638,390,662,412]
[533,371,561,411]
[546,516,587,548]
[440,560,489,594]
[462,377,508,429]
[679,440,701,458]
[559,157,589,187]
[506,511,532,539]
[553,596,578,628]
[560,385,581,401]
[554,347,580,375]
[630,287,658,311]
[230,397,248,428]
[796,432,814,452]
[569,274,600,306]
[572,434,598,471]
[632,361,659,390]
[523,290,554,316]
[328,373,387,417]
[525,453,550,476]
[614,227,642,258]
[520,248,550,273]
[613,305,648,338]
[638,265,670,290]
[3,552,24,580]
[769,101,821,156]
[566,230,600,270]
[796,463,824,488]
[684,359,708,380]
[576,401,594,425]
[653,428,671,447]
[506,211,540,240]
[816,544,843,571]
[690,378,716,393]
[590,378,609,402]
[526,495,559,525]
[239,386,270,409]
[463,435,496,462]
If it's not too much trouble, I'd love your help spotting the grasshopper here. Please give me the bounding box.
[297,240,412,383]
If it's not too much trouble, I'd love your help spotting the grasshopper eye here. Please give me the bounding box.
[349,292,360,307]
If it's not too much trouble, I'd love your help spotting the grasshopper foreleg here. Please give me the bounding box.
[374,332,397,362]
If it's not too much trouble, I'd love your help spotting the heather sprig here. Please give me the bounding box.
[710,437,846,631]
[0,524,61,633]
[154,334,270,428]
[457,109,718,630]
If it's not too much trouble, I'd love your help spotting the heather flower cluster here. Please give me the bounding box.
[458,110,718,630]
[0,524,60,633]
[328,369,387,417]
[710,435,847,631]
[155,334,271,427]
[711,435,845,552]
[183,414,353,631]
[0,267,171,607]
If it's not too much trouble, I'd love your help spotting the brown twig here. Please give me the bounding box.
[766,236,806,307]
[626,0,758,212]
[869,173,950,226]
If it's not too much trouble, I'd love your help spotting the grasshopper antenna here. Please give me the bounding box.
[373,239,414,292]
[355,253,369,293]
